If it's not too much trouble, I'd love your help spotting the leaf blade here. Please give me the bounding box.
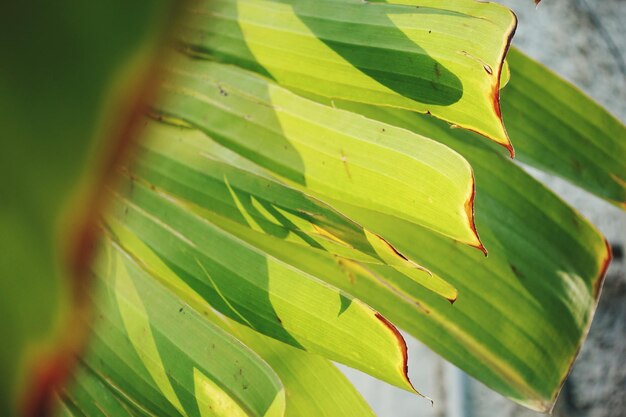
[81,239,287,417]
[155,56,483,249]
[177,0,517,149]
[501,48,626,208]
[132,119,458,301]
[308,100,611,411]
[105,180,415,393]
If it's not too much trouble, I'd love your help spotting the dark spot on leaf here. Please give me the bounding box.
[341,150,352,179]
[510,263,524,279]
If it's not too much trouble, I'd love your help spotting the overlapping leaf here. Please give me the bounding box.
[176,0,517,151]
[155,56,483,250]
[221,320,378,417]
[501,48,626,208]
[123,103,608,413]
[8,0,615,416]
[104,177,415,393]
[140,46,614,410]
[132,120,457,300]
[57,367,139,417]
[61,240,286,417]
[303,99,610,411]
[144,270,379,417]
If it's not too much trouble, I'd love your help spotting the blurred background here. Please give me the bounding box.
[340,1,626,416]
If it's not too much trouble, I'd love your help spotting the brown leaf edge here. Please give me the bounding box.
[17,12,186,417]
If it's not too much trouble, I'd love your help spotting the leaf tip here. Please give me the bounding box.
[465,172,488,256]
[374,312,414,392]
[594,238,612,297]
[504,141,516,159]
[491,7,517,158]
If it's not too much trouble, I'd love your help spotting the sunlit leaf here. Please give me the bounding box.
[304,99,611,411]
[223,320,378,417]
[145,272,379,417]
[73,240,286,417]
[155,56,483,250]
[176,0,517,150]
[105,190,415,393]
[132,120,457,300]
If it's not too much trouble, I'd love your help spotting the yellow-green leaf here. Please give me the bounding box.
[155,56,483,250]
[177,0,517,151]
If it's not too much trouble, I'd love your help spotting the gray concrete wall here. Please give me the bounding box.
[342,1,626,416]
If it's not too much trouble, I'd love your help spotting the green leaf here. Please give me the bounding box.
[128,102,609,410]
[148,280,378,417]
[104,183,415,393]
[176,0,517,150]
[301,99,610,411]
[57,366,139,417]
[501,48,626,208]
[222,321,378,417]
[0,1,178,414]
[79,239,286,417]
[155,56,484,250]
[54,399,86,417]
[132,119,457,300]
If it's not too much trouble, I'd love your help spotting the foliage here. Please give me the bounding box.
[2,1,624,416]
